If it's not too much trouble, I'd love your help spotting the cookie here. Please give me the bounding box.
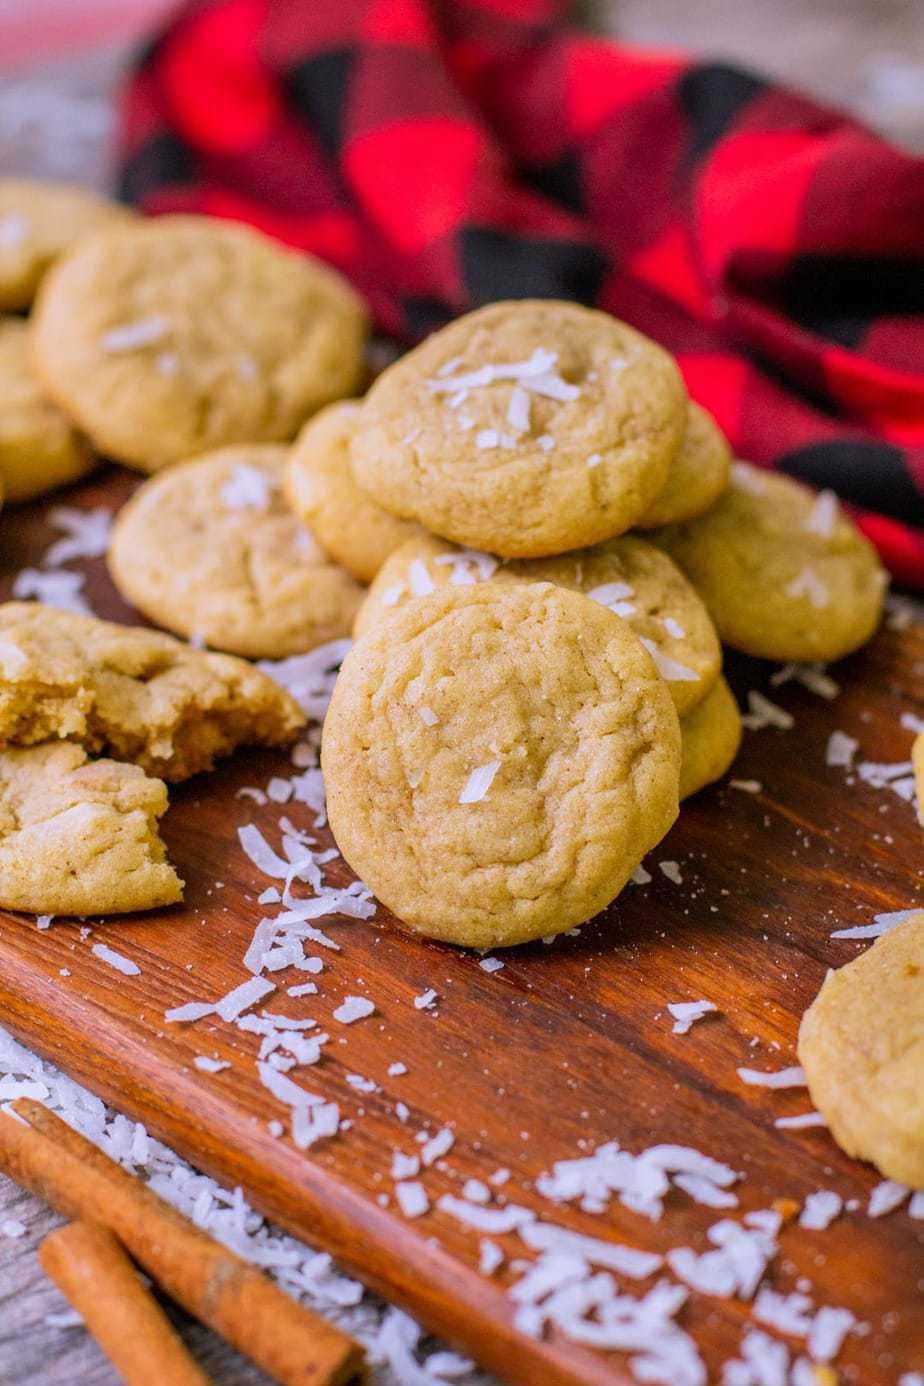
[286,401,422,583]
[799,912,924,1187]
[323,582,681,949]
[0,742,182,915]
[678,676,742,799]
[351,300,687,558]
[635,402,731,529]
[31,214,368,473]
[653,463,887,662]
[0,603,303,781]
[354,533,721,715]
[0,179,134,311]
[108,444,363,659]
[0,317,95,502]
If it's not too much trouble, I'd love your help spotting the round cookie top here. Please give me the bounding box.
[635,401,731,529]
[799,912,924,1187]
[322,582,681,949]
[286,401,422,584]
[0,179,134,311]
[654,462,888,662]
[0,316,94,502]
[0,742,182,916]
[31,214,368,472]
[355,532,721,715]
[351,300,687,558]
[678,675,742,800]
[108,445,364,660]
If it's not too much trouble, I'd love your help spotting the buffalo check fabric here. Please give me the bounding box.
[118,0,924,586]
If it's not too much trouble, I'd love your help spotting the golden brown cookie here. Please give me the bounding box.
[0,316,95,501]
[354,532,721,715]
[799,912,924,1187]
[323,582,681,949]
[0,742,182,915]
[653,463,887,661]
[0,602,303,781]
[635,402,731,529]
[108,444,363,659]
[678,676,742,799]
[31,214,368,472]
[351,300,687,558]
[286,401,423,584]
[0,179,134,310]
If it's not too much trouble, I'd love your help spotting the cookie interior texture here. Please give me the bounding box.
[354,532,722,716]
[0,602,304,781]
[30,214,368,471]
[323,582,681,949]
[799,913,924,1187]
[108,444,364,658]
[0,742,182,915]
[652,462,887,662]
[351,299,687,558]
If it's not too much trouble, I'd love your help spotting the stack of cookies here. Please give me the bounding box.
[0,185,888,949]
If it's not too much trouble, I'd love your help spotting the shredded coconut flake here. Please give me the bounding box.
[333,996,375,1025]
[659,860,683,885]
[799,1191,843,1230]
[395,1181,429,1219]
[100,315,171,352]
[640,638,700,682]
[12,568,91,614]
[667,1001,716,1034]
[826,730,858,767]
[868,1179,909,1217]
[44,506,112,566]
[90,944,140,977]
[459,759,501,804]
[220,462,274,511]
[737,1065,806,1089]
[741,691,794,732]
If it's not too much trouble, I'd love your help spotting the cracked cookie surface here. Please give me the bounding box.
[653,462,887,661]
[351,300,687,558]
[108,444,363,658]
[323,582,680,949]
[286,401,422,584]
[355,532,721,715]
[799,912,924,1187]
[0,179,134,311]
[0,317,95,501]
[0,742,182,915]
[0,602,303,781]
[31,214,368,472]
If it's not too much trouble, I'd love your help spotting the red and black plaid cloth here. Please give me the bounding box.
[118,0,924,587]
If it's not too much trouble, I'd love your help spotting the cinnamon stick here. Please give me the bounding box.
[39,1220,212,1386]
[3,1102,366,1386]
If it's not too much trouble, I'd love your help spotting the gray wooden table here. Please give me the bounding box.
[2,2,923,1382]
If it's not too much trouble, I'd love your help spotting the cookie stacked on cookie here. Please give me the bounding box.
[284,298,887,947]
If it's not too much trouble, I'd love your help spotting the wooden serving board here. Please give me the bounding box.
[0,468,922,1386]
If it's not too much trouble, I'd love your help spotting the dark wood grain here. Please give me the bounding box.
[0,470,921,1386]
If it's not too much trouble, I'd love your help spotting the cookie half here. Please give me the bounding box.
[678,676,742,799]
[0,742,182,915]
[0,602,304,781]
